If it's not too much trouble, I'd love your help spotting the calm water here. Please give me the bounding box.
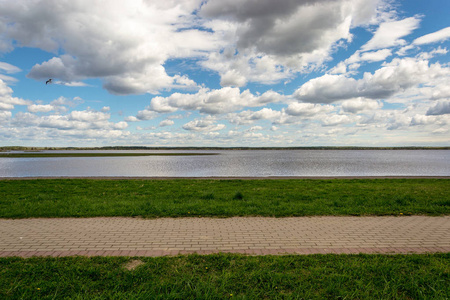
[0,150,449,177]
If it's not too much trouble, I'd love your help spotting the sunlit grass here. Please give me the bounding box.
[0,179,448,218]
[0,254,448,299]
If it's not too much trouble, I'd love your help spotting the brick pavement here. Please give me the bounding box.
[0,216,449,257]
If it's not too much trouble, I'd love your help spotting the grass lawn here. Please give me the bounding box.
[0,178,448,218]
[1,254,448,299]
[1,179,448,298]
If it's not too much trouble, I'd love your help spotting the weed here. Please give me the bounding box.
[233,191,244,200]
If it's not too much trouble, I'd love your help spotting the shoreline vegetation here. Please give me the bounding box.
[1,145,450,151]
[0,153,218,158]
[1,178,448,218]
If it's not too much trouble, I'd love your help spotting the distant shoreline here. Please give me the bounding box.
[1,176,450,180]
[1,146,449,151]
[0,153,218,158]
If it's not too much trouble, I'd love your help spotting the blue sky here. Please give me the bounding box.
[0,0,449,147]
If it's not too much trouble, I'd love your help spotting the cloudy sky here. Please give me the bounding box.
[0,0,449,147]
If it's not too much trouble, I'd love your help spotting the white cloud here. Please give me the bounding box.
[347,49,392,64]
[416,47,448,60]
[0,0,390,95]
[159,119,175,127]
[228,108,282,125]
[361,17,421,51]
[220,69,247,87]
[322,114,355,126]
[146,87,284,115]
[0,79,32,110]
[249,126,263,131]
[0,102,14,110]
[0,62,21,74]
[135,110,159,121]
[124,116,139,122]
[413,27,450,45]
[285,103,335,116]
[200,0,373,57]
[0,110,12,120]
[114,121,128,129]
[28,104,54,113]
[182,116,225,131]
[201,0,385,86]
[68,110,110,122]
[329,62,347,75]
[11,108,130,140]
[295,57,450,103]
[341,98,382,113]
[1,0,219,95]
[410,114,450,126]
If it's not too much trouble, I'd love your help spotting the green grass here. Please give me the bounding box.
[0,254,448,299]
[0,153,217,157]
[0,179,448,218]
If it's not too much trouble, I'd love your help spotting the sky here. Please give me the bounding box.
[0,0,449,147]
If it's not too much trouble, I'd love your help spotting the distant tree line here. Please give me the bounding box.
[1,146,449,151]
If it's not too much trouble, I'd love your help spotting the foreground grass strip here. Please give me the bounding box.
[0,254,448,299]
[0,153,217,158]
[0,179,448,218]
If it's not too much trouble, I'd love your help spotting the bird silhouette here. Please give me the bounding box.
[46,79,52,85]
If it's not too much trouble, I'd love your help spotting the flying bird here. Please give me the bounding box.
[46,79,52,85]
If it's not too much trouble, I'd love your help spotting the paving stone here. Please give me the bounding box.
[0,216,449,257]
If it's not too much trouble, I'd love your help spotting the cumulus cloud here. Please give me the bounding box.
[341,98,382,113]
[182,116,225,131]
[11,108,129,137]
[322,114,355,126]
[0,110,12,120]
[295,57,450,103]
[68,110,110,122]
[220,69,248,87]
[410,114,450,126]
[201,0,385,86]
[0,79,32,110]
[124,116,139,122]
[285,103,335,116]
[135,110,159,121]
[426,100,450,116]
[201,0,377,56]
[0,102,14,111]
[0,0,390,94]
[28,104,54,113]
[1,0,219,95]
[143,87,284,115]
[159,119,175,127]
[228,108,282,125]
[330,49,393,74]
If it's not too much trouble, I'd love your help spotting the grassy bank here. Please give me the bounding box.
[0,179,448,218]
[0,153,217,158]
[1,254,448,299]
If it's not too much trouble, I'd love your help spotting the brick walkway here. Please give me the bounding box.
[1,216,449,257]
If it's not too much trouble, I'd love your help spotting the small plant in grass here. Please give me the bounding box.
[201,193,215,200]
[233,191,244,200]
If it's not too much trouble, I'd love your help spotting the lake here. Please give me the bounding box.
[0,150,449,177]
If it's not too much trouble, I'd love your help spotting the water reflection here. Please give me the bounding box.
[0,150,448,177]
